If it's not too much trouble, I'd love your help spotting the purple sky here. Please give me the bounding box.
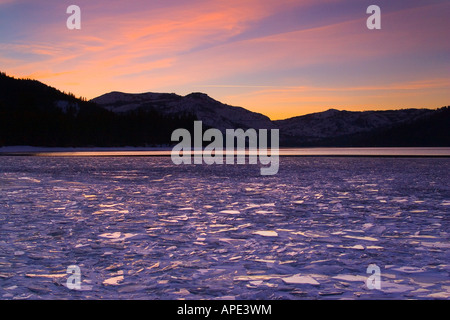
[1,0,449,119]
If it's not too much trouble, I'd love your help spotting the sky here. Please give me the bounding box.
[0,0,449,120]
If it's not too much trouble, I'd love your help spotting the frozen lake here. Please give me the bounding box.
[0,156,449,299]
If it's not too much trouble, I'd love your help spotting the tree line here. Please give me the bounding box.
[0,72,197,147]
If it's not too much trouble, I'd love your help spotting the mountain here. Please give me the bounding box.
[332,107,450,147]
[0,73,196,147]
[275,108,450,146]
[275,108,433,139]
[1,72,448,147]
[0,71,83,113]
[91,91,276,131]
[92,90,449,147]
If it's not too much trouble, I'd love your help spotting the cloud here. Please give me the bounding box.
[219,77,450,119]
[1,0,449,119]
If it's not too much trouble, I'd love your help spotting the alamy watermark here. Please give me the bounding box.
[366,264,381,290]
[66,5,381,31]
[66,5,81,30]
[170,121,279,175]
[62,263,382,293]
[366,5,381,30]
[66,265,81,290]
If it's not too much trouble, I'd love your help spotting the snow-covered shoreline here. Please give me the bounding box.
[1,146,450,156]
[0,145,172,153]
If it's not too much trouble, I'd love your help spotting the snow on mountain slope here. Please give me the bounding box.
[91,91,276,131]
[91,91,443,145]
[274,108,435,139]
[54,100,80,114]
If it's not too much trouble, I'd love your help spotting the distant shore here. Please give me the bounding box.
[0,145,172,152]
[1,146,450,157]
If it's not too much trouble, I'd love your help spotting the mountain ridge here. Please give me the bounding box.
[0,73,197,147]
[1,72,448,147]
[92,89,449,146]
[91,90,276,131]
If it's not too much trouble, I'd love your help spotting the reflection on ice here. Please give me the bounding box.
[0,156,448,299]
[253,231,278,237]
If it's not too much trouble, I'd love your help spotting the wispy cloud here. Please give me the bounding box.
[1,0,449,118]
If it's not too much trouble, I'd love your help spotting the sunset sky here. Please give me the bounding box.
[1,0,449,119]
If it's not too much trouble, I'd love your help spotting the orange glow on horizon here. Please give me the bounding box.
[1,0,449,120]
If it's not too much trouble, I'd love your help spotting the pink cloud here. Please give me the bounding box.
[2,0,448,118]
